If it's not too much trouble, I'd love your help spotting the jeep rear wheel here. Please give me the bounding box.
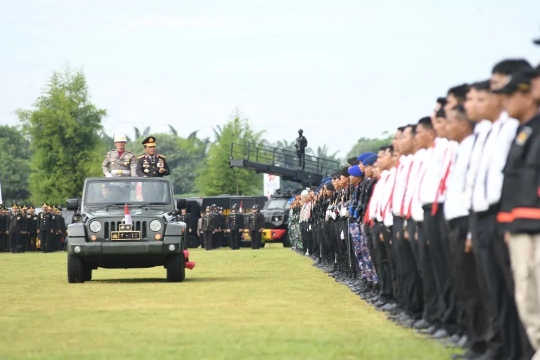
[67,254,87,283]
[282,233,292,248]
[166,254,185,282]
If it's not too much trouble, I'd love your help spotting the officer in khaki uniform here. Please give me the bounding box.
[102,133,137,177]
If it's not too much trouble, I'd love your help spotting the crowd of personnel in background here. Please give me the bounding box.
[0,203,67,253]
[288,55,540,360]
[178,203,265,251]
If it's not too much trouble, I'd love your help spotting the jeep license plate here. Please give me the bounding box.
[110,231,141,240]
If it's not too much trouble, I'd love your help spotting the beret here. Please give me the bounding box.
[364,154,378,166]
[348,165,364,177]
[357,152,375,163]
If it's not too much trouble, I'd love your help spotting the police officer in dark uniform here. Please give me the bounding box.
[24,205,36,251]
[295,129,308,170]
[0,206,7,252]
[38,203,53,253]
[177,208,191,233]
[227,204,244,250]
[248,204,265,249]
[201,207,215,251]
[7,204,22,253]
[135,136,170,178]
[214,207,226,248]
[55,206,66,251]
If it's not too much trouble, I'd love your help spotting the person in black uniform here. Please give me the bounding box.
[7,204,23,253]
[135,136,170,178]
[38,203,53,253]
[227,204,244,250]
[214,207,226,248]
[176,208,191,232]
[201,207,215,251]
[27,206,38,251]
[295,129,308,170]
[248,205,265,249]
[55,206,66,251]
[0,206,7,252]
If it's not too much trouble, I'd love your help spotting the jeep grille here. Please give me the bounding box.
[104,221,147,239]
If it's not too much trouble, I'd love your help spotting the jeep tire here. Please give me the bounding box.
[67,254,88,283]
[84,267,92,281]
[166,254,185,282]
[282,233,292,248]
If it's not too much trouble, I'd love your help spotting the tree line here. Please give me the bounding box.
[0,68,391,206]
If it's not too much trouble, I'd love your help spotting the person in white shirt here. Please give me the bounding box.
[444,103,487,359]
[391,124,425,326]
[470,59,536,360]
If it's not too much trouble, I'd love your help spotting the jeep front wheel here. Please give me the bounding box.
[67,254,88,283]
[166,254,185,282]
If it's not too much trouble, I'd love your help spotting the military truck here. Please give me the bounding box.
[65,178,195,283]
[257,190,295,247]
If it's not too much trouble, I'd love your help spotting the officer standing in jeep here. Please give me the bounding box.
[227,204,244,250]
[102,133,137,177]
[295,129,308,170]
[135,136,170,178]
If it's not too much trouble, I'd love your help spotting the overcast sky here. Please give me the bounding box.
[1,0,539,158]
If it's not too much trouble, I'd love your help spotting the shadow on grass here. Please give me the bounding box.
[91,275,242,284]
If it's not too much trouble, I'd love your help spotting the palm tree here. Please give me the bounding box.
[133,126,151,139]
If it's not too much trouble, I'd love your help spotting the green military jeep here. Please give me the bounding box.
[65,177,195,283]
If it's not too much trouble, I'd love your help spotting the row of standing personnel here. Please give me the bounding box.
[289,59,540,360]
[0,203,67,253]
[177,205,265,251]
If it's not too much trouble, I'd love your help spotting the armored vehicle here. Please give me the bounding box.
[258,190,294,247]
[65,178,195,283]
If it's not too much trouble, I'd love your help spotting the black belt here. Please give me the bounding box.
[475,203,500,220]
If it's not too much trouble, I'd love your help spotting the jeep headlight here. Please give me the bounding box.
[149,220,162,232]
[89,220,102,233]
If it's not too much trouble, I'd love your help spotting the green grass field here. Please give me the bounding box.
[0,245,458,360]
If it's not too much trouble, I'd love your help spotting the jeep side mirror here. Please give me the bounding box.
[66,198,80,211]
[176,198,187,211]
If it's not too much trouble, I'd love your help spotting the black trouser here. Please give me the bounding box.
[213,231,223,248]
[296,150,305,169]
[250,230,261,249]
[417,221,440,326]
[39,231,51,252]
[230,230,241,250]
[30,233,37,251]
[375,223,393,300]
[392,217,405,307]
[0,233,5,252]
[448,216,487,354]
[9,231,19,253]
[473,211,533,360]
[203,231,213,250]
[398,218,424,320]
[423,204,458,334]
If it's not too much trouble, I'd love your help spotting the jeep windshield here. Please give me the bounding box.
[84,180,172,206]
[264,199,289,210]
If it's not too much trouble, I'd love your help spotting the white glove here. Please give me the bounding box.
[308,225,311,231]
[105,172,112,178]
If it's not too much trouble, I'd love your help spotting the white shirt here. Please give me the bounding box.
[420,137,455,205]
[486,114,519,205]
[464,120,492,211]
[472,112,518,212]
[380,167,397,227]
[369,170,389,221]
[391,155,413,217]
[410,149,429,222]
[402,150,424,219]
[444,134,476,221]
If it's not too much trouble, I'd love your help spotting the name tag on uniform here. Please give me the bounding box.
[516,127,532,146]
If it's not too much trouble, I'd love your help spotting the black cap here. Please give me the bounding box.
[252,204,258,209]
[298,129,303,134]
[339,167,350,178]
[326,183,335,191]
[142,136,156,147]
[231,204,237,210]
[347,157,359,166]
[492,72,535,95]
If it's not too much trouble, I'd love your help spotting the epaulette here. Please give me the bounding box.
[138,155,145,159]
[158,154,166,159]
[125,150,134,154]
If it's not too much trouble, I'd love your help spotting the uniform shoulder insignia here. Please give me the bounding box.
[138,155,145,159]
[158,154,166,158]
[125,150,134,154]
